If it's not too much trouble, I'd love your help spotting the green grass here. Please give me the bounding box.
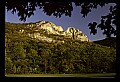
[5,73,116,78]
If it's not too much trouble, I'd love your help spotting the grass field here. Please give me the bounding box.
[5,73,116,78]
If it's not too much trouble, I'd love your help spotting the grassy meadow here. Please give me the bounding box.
[5,73,116,78]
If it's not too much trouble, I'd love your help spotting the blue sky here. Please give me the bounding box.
[5,3,116,41]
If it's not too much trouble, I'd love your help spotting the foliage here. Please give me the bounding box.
[5,22,116,74]
[94,37,116,49]
[5,1,117,37]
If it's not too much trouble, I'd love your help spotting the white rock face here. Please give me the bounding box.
[35,21,63,35]
[19,29,24,33]
[53,26,63,32]
[65,27,89,41]
[24,21,89,42]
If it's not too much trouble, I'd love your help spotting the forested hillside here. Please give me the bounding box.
[5,22,116,74]
[94,37,116,49]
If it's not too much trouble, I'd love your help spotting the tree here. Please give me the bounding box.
[5,55,13,74]
[5,1,118,37]
[40,49,50,74]
[13,65,17,74]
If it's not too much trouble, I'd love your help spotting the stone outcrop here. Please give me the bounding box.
[65,27,89,41]
[21,21,89,42]
[34,21,64,35]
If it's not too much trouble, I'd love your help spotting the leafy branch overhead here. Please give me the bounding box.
[5,1,117,37]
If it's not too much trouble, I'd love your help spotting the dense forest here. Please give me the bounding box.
[94,37,116,49]
[5,22,116,74]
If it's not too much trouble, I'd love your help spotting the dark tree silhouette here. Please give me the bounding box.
[88,22,97,35]
[5,1,117,37]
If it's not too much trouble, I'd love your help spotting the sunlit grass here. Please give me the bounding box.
[5,73,116,78]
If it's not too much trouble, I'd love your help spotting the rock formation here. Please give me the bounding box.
[65,27,89,41]
[34,21,64,35]
[21,21,89,42]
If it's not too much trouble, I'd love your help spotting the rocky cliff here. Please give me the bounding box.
[65,27,89,41]
[19,21,89,43]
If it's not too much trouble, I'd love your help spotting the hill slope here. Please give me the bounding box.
[94,37,116,49]
[5,21,89,43]
[5,21,116,74]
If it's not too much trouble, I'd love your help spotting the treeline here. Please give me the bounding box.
[94,37,116,49]
[5,23,116,74]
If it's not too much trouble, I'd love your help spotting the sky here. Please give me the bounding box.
[5,3,116,41]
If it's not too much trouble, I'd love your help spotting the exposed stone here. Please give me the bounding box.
[19,29,24,33]
[65,27,89,41]
[24,21,89,42]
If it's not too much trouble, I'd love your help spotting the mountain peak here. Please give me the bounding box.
[65,27,88,41]
[5,21,90,42]
[24,21,89,42]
